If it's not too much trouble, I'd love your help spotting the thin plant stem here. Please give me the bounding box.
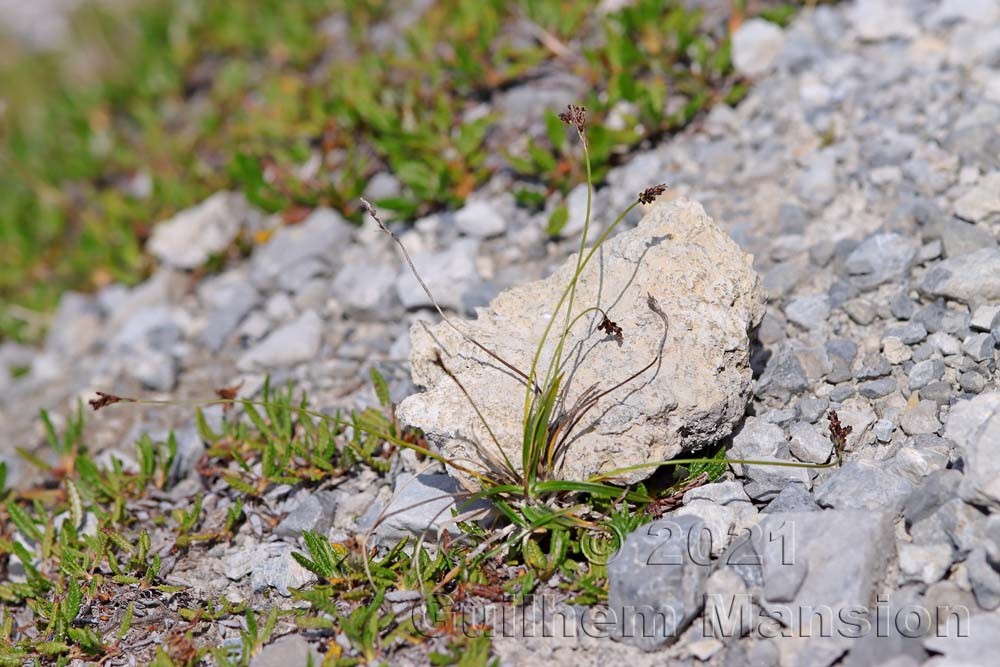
[520,199,641,428]
[361,197,538,395]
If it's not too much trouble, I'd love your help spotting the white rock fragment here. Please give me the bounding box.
[397,198,765,486]
[955,172,1000,223]
[882,336,912,364]
[148,192,259,269]
[732,19,785,77]
[946,392,1000,509]
[454,200,507,238]
[849,0,920,42]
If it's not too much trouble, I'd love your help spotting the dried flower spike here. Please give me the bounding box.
[639,183,669,205]
[827,410,852,463]
[598,315,623,342]
[558,104,587,134]
[88,391,133,411]
[216,381,243,415]
[215,382,242,402]
[646,293,664,316]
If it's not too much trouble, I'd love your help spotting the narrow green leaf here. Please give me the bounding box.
[39,409,61,453]
[6,500,41,543]
[118,601,135,639]
[369,366,391,408]
[66,479,83,530]
[195,408,220,443]
[546,204,569,238]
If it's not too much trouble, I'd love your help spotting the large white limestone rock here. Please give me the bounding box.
[397,197,765,487]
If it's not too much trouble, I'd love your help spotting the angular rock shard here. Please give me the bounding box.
[397,197,765,487]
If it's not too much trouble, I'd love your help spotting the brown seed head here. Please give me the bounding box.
[639,183,669,205]
[827,410,853,460]
[88,391,133,411]
[558,104,587,134]
[598,315,623,342]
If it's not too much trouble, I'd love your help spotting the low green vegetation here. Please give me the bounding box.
[0,369,723,665]
[0,0,804,341]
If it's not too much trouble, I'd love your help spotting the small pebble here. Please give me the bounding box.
[962,333,995,362]
[890,291,916,320]
[960,371,987,394]
[856,354,892,380]
[844,299,877,325]
[859,377,897,398]
[874,418,895,443]
[882,336,912,364]
[909,359,945,391]
[927,332,961,356]
[971,305,1000,332]
[920,381,954,404]
[796,397,830,423]
[885,322,928,345]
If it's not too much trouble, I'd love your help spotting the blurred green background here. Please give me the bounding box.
[0,0,799,342]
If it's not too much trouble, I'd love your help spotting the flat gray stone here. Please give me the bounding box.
[789,422,834,464]
[845,232,919,289]
[934,218,997,258]
[375,473,490,540]
[814,461,915,512]
[198,279,258,351]
[970,304,1000,332]
[332,257,398,313]
[252,208,352,286]
[275,491,337,539]
[849,0,919,41]
[924,612,1000,663]
[921,248,1000,306]
[249,546,317,597]
[960,370,987,393]
[125,350,176,391]
[874,418,896,442]
[755,509,895,637]
[962,332,995,361]
[608,515,711,650]
[898,542,953,585]
[954,171,1000,222]
[928,332,962,356]
[785,294,831,330]
[796,396,830,423]
[900,399,942,435]
[396,238,482,311]
[903,469,963,529]
[909,359,945,390]
[250,635,323,667]
[758,345,810,398]
[762,484,820,513]
[885,322,928,345]
[237,310,323,371]
[945,392,1000,509]
[856,353,892,380]
[859,377,898,398]
[967,547,1000,610]
[797,149,838,207]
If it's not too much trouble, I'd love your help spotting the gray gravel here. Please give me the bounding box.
[4,0,1000,663]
